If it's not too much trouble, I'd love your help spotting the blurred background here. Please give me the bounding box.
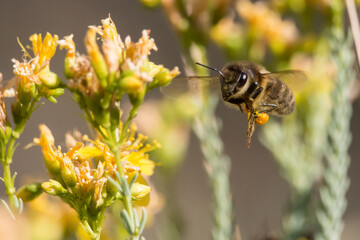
[0,0,359,239]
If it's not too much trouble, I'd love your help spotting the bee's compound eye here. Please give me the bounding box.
[237,72,247,87]
[255,113,269,125]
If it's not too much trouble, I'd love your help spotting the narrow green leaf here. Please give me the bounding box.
[133,208,140,228]
[120,210,135,235]
[139,207,147,234]
[1,199,15,220]
[18,198,23,214]
[107,175,123,194]
[129,172,138,190]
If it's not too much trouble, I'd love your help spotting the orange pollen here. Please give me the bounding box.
[255,113,269,125]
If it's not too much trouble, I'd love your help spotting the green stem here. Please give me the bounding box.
[81,219,101,240]
[1,161,16,209]
[2,111,33,213]
[120,104,140,143]
[106,125,138,240]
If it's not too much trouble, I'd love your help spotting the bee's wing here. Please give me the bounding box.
[262,70,307,93]
[160,76,220,99]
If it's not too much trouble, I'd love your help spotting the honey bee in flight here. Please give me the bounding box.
[162,61,306,147]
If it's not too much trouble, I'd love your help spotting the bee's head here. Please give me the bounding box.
[219,61,263,101]
[195,61,262,101]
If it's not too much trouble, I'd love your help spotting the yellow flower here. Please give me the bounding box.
[89,16,124,73]
[35,125,108,206]
[10,33,60,93]
[124,30,157,66]
[35,122,159,205]
[12,57,41,86]
[29,33,58,68]
[58,34,76,58]
[33,124,61,176]
[82,123,159,177]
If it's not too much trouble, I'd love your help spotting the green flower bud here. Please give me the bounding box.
[148,67,180,90]
[42,180,68,196]
[16,182,43,202]
[52,88,65,97]
[43,152,61,177]
[38,70,60,88]
[0,121,11,141]
[85,28,109,87]
[45,88,64,103]
[64,56,76,79]
[29,83,37,98]
[129,88,145,107]
[118,76,144,93]
[47,96,57,103]
[61,158,77,188]
[0,127,5,140]
[4,125,12,139]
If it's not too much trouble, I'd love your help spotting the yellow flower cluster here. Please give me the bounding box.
[237,0,298,53]
[59,16,179,96]
[34,123,158,207]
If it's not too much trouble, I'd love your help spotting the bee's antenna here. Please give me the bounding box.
[196,62,225,79]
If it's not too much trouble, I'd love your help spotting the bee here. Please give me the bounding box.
[162,61,306,147]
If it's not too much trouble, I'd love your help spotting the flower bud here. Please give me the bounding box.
[85,28,108,87]
[0,122,12,140]
[42,180,68,196]
[30,81,37,97]
[50,88,65,99]
[4,125,12,139]
[34,124,62,176]
[118,75,143,93]
[45,88,65,103]
[58,35,77,79]
[63,57,76,79]
[38,69,60,88]
[131,183,151,199]
[129,88,145,107]
[16,182,43,202]
[44,152,62,177]
[148,67,180,90]
[61,157,77,188]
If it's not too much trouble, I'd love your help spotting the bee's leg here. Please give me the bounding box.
[247,112,256,148]
[246,102,255,113]
[259,103,277,114]
[238,103,245,112]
